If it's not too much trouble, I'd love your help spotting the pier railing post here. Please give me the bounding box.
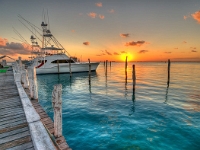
[52,84,62,138]
[28,67,38,100]
[21,69,29,89]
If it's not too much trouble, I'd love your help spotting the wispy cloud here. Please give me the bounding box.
[99,14,105,19]
[183,15,190,20]
[138,50,148,54]
[183,41,187,44]
[125,41,146,47]
[174,47,178,49]
[113,52,119,55]
[87,12,97,18]
[120,33,129,38]
[105,50,112,55]
[0,37,32,55]
[95,2,102,7]
[190,47,196,49]
[109,9,114,13]
[191,10,200,23]
[165,52,172,54]
[83,41,90,45]
[191,50,197,52]
[121,51,127,54]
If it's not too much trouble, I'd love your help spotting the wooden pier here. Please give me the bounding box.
[0,66,71,150]
[0,70,34,149]
[23,75,71,150]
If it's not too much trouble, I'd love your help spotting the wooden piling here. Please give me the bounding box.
[105,60,108,75]
[125,56,128,73]
[69,58,72,77]
[132,65,136,88]
[167,59,170,85]
[110,61,111,67]
[52,84,62,138]
[88,59,91,84]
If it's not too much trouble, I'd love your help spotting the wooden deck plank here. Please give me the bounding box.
[0,123,28,134]
[7,142,34,150]
[0,70,35,150]
[0,115,26,126]
[0,130,30,145]
[0,127,29,139]
[0,136,31,150]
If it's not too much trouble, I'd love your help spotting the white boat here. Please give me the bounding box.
[28,19,99,74]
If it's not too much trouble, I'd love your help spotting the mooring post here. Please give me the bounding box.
[52,84,62,138]
[110,61,111,68]
[125,56,128,73]
[132,65,136,88]
[88,59,91,84]
[104,61,105,67]
[69,57,72,78]
[105,60,108,75]
[167,59,170,85]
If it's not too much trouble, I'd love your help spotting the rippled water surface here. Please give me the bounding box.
[37,62,200,150]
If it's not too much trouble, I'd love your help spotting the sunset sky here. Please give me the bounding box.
[0,0,200,62]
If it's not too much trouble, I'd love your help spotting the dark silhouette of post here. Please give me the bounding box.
[125,56,128,73]
[132,64,136,87]
[88,59,91,84]
[167,59,170,85]
[69,57,72,78]
[105,60,108,75]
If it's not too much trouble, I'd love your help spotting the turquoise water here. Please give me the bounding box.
[37,62,200,150]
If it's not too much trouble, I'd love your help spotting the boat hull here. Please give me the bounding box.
[36,62,99,74]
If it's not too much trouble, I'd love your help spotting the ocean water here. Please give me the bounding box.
[37,62,200,150]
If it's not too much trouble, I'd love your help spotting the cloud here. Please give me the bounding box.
[83,42,90,45]
[105,50,112,55]
[109,9,114,13]
[138,50,148,54]
[113,52,119,55]
[191,50,197,52]
[99,14,105,19]
[125,41,146,47]
[121,51,127,53]
[87,12,97,18]
[183,41,187,44]
[174,47,178,49]
[191,10,200,23]
[120,33,129,38]
[184,16,188,20]
[95,2,102,7]
[165,52,172,54]
[190,47,196,49]
[0,37,32,56]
